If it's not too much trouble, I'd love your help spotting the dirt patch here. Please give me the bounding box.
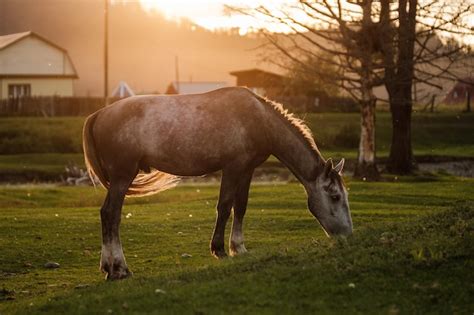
[418,160,474,177]
[1,157,473,183]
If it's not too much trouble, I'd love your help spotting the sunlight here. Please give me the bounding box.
[137,0,295,34]
[139,0,227,21]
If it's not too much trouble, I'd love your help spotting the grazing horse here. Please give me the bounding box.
[83,87,352,280]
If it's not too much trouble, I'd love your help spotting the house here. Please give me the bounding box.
[166,81,227,95]
[229,68,285,98]
[0,31,78,100]
[111,81,135,98]
[444,77,474,105]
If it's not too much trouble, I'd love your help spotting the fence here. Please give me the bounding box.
[0,97,114,117]
[276,95,359,113]
[0,95,359,117]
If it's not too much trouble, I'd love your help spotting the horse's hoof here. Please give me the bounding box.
[105,268,133,281]
[229,243,248,257]
[101,262,133,281]
[211,249,228,259]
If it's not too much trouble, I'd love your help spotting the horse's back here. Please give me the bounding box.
[92,87,270,175]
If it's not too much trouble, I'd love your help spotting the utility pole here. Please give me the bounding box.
[104,0,109,106]
[175,55,180,94]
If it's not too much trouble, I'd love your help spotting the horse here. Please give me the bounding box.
[82,87,352,280]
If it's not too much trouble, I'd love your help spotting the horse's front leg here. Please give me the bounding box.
[229,170,253,256]
[100,178,132,280]
[210,169,240,259]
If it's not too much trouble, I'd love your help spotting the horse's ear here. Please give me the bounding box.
[334,158,345,174]
[324,158,333,177]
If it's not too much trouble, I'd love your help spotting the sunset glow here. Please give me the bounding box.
[137,0,294,34]
[133,0,473,43]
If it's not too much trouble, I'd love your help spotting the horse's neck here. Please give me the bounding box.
[267,115,324,184]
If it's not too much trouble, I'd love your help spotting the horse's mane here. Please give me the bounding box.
[253,92,319,153]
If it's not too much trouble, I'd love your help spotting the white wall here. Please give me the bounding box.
[0,78,74,99]
[0,36,75,75]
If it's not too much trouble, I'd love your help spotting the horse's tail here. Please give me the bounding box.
[83,112,180,198]
[83,112,109,190]
[126,171,180,197]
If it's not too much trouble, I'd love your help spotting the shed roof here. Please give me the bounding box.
[229,68,284,88]
[166,81,227,95]
[229,68,283,78]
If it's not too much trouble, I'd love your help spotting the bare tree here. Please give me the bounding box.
[379,0,472,174]
[232,1,385,180]
[231,0,473,177]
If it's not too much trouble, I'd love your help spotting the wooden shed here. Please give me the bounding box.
[229,68,285,98]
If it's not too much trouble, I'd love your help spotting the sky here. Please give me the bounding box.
[113,0,473,44]
[125,0,294,34]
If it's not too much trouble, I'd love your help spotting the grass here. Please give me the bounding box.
[0,117,83,154]
[303,112,474,156]
[0,154,84,181]
[1,112,474,156]
[0,112,473,180]
[0,176,473,314]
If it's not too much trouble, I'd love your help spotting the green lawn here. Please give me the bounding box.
[0,153,84,181]
[1,177,473,314]
[1,113,473,156]
[1,112,473,181]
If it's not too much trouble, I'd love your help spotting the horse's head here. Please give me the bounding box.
[307,158,352,237]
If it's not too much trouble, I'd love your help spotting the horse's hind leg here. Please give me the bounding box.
[100,173,135,280]
[210,169,241,259]
[229,170,253,256]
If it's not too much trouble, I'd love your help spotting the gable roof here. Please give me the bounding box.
[0,31,78,78]
[166,81,227,95]
[0,31,31,50]
[112,81,135,98]
[0,31,68,52]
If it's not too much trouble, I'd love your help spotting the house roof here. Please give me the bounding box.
[0,31,31,50]
[229,68,284,88]
[0,31,78,78]
[0,31,69,52]
[444,77,474,104]
[112,81,135,98]
[229,68,284,79]
[166,81,228,95]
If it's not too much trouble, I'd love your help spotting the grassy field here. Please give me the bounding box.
[1,176,473,314]
[1,112,473,180]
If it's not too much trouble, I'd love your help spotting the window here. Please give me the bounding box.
[8,84,31,99]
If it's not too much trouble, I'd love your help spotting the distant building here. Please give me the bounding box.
[444,77,474,105]
[229,68,285,98]
[0,31,78,100]
[111,81,135,98]
[166,81,227,95]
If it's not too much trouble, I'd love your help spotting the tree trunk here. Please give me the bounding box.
[354,90,379,180]
[387,90,415,174]
[385,0,418,175]
[353,1,380,181]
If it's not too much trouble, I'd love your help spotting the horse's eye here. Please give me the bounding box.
[331,195,340,202]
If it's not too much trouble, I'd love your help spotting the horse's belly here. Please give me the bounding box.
[143,145,238,176]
